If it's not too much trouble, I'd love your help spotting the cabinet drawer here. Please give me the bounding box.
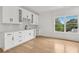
[5,32,13,39]
[14,31,25,42]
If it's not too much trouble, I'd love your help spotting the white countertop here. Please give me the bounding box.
[0,29,36,33]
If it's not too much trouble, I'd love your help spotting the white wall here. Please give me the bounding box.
[39,7,79,41]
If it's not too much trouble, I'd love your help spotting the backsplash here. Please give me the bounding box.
[0,23,24,32]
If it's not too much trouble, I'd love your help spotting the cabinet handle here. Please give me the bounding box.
[29,33,31,35]
[23,17,25,20]
[12,36,14,41]
[18,32,22,33]
[31,14,33,23]
[7,34,12,35]
[18,40,22,42]
[18,36,22,37]
[10,18,13,22]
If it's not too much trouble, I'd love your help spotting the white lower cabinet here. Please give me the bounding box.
[14,31,24,46]
[29,29,36,39]
[25,29,35,41]
[4,29,36,51]
[14,31,25,42]
[4,32,14,51]
[28,30,33,40]
[25,31,30,41]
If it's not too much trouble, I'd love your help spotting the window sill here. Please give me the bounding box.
[54,31,79,34]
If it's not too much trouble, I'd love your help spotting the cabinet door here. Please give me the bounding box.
[31,29,36,38]
[28,30,35,39]
[4,32,14,51]
[29,31,33,39]
[32,13,35,24]
[3,6,19,23]
[32,14,38,25]
[14,31,22,42]
[34,29,36,37]
[14,31,25,45]
[35,14,38,25]
[34,14,38,25]
[28,11,32,20]
[25,30,34,41]
[22,9,28,22]
[22,9,26,18]
[19,31,25,43]
[25,31,30,41]
[30,13,36,24]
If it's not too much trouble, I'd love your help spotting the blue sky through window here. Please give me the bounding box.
[58,16,77,24]
[66,16,77,22]
[59,16,65,24]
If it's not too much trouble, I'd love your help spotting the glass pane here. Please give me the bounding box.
[55,16,65,32]
[66,16,78,32]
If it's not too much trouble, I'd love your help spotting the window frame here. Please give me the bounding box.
[54,16,79,33]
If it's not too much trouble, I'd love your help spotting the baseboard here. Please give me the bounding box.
[37,35,79,43]
[0,48,3,53]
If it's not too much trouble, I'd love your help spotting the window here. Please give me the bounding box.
[55,16,78,32]
[55,16,65,32]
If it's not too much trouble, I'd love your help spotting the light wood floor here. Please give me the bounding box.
[1,36,79,53]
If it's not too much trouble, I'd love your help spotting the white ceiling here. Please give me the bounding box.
[24,6,65,14]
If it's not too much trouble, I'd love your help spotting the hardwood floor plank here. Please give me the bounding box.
[64,41,79,53]
[54,40,65,53]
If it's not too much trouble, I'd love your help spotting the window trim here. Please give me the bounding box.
[54,16,79,33]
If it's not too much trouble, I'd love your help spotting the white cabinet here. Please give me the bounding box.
[2,6,19,24]
[33,14,38,25]
[22,9,28,18]
[0,6,38,24]
[0,6,29,24]
[35,14,38,25]
[4,29,36,51]
[19,8,28,22]
[4,32,14,51]
[25,30,31,40]
[25,30,30,41]
[33,29,36,37]
[21,9,38,25]
[28,29,36,40]
[28,11,32,20]
[14,31,25,45]
[19,8,32,23]
[30,13,38,25]
[28,30,33,40]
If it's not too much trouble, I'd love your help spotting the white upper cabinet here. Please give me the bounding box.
[33,14,38,25]
[28,11,32,20]
[31,13,38,25]
[0,6,38,24]
[20,8,28,22]
[36,14,38,25]
[2,6,19,24]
